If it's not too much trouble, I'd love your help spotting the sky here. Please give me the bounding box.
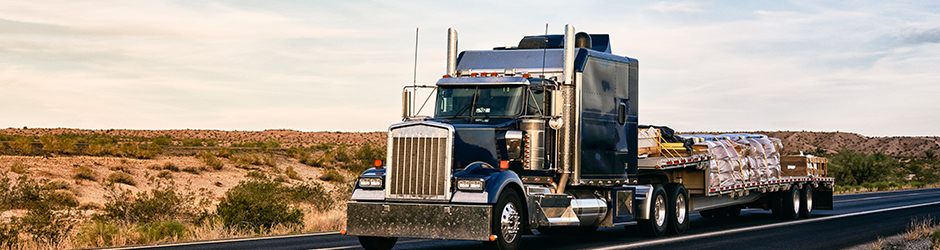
[1,1,939,136]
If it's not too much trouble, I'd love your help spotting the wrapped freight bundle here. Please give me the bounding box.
[683,134,785,189]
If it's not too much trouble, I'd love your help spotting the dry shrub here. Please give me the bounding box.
[157,170,173,179]
[72,166,97,181]
[182,167,200,175]
[318,169,344,183]
[905,218,937,240]
[11,162,28,174]
[197,150,224,170]
[107,172,136,186]
[285,166,300,180]
[870,237,884,250]
[11,137,34,156]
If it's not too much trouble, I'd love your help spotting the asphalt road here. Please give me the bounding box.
[108,187,940,250]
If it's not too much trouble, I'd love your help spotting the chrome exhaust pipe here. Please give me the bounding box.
[447,28,458,77]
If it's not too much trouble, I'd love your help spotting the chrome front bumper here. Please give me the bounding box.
[346,201,493,241]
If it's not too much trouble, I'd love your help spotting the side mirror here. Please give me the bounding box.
[497,130,523,160]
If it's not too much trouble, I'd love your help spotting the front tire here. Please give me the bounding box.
[484,189,523,250]
[665,183,689,234]
[637,184,667,237]
[358,236,397,250]
[800,185,813,218]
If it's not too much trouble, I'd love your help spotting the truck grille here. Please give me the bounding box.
[386,122,454,201]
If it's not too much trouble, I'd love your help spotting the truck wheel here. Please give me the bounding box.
[800,185,813,218]
[484,189,523,250]
[665,183,689,234]
[778,185,801,219]
[637,184,667,237]
[358,236,398,250]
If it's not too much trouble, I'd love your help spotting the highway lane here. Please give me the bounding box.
[110,187,940,250]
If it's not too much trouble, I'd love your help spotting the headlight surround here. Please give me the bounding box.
[358,177,384,189]
[456,178,485,191]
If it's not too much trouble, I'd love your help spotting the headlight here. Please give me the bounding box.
[457,179,485,191]
[358,177,384,189]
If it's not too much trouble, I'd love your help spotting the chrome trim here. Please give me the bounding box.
[436,76,530,86]
[447,28,458,76]
[386,121,455,201]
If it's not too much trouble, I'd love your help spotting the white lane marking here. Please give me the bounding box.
[104,231,342,250]
[590,200,940,250]
[835,192,927,203]
[307,239,430,250]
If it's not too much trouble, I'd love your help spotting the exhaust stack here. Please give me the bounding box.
[563,24,575,85]
[447,28,458,76]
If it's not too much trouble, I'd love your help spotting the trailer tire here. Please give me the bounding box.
[358,236,398,250]
[665,183,689,234]
[637,184,667,237]
[800,185,813,218]
[484,189,523,250]
[778,185,801,220]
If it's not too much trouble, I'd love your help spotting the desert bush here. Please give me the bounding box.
[286,147,302,158]
[49,189,80,208]
[0,221,20,250]
[828,149,898,186]
[197,150,224,170]
[118,142,140,158]
[273,175,288,183]
[215,180,303,233]
[73,220,119,248]
[137,221,188,243]
[874,181,890,191]
[157,170,173,179]
[72,166,97,181]
[246,170,265,180]
[108,172,136,186]
[904,218,936,240]
[911,181,926,188]
[232,154,264,167]
[932,228,940,249]
[152,136,173,146]
[264,155,277,167]
[350,142,386,173]
[285,166,300,180]
[312,143,333,151]
[85,142,117,156]
[44,179,72,191]
[99,183,206,224]
[318,169,344,183]
[11,137,34,155]
[10,162,27,174]
[216,148,234,158]
[18,201,78,247]
[182,167,200,175]
[162,162,180,172]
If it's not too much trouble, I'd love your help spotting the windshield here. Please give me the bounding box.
[435,86,524,118]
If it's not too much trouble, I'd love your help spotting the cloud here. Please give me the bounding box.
[902,27,940,44]
[649,2,702,14]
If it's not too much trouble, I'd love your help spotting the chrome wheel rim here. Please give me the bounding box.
[792,188,800,213]
[806,188,813,213]
[500,202,520,243]
[654,195,666,227]
[676,194,687,224]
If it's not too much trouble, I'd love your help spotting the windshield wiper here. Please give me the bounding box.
[452,89,478,117]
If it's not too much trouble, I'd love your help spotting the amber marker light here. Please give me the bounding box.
[340,229,347,235]
[374,159,383,169]
[489,235,498,241]
[500,160,509,170]
[522,73,531,78]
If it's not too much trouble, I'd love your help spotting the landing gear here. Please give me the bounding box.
[665,183,690,234]
[484,189,523,250]
[358,236,397,250]
[637,184,668,237]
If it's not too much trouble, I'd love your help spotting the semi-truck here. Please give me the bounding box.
[342,24,834,250]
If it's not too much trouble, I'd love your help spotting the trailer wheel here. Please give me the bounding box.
[777,185,801,219]
[665,183,689,234]
[638,184,667,237]
[358,236,398,250]
[800,185,813,218]
[484,189,522,250]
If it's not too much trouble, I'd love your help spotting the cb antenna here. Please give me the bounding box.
[541,23,548,79]
[413,27,419,87]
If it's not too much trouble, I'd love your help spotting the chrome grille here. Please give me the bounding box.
[386,122,453,201]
